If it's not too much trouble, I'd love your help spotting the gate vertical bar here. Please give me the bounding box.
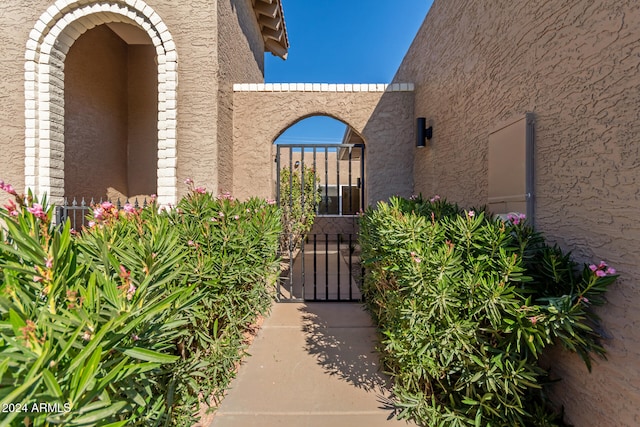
[337,234,341,301]
[324,147,329,215]
[276,145,281,205]
[336,146,340,215]
[348,147,353,214]
[313,234,317,300]
[275,145,282,300]
[349,234,353,300]
[300,149,305,300]
[359,144,365,212]
[313,147,317,214]
[288,148,294,299]
[325,233,329,300]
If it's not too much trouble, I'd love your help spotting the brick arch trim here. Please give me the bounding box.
[25,0,178,206]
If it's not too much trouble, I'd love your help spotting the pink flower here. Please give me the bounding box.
[101,201,113,210]
[4,199,18,217]
[132,334,140,341]
[219,212,225,217]
[150,194,157,202]
[93,207,105,220]
[429,195,441,203]
[45,257,53,269]
[123,203,135,214]
[195,186,206,194]
[413,257,422,263]
[507,213,526,225]
[578,296,590,304]
[211,217,218,222]
[467,210,475,218]
[409,194,418,201]
[590,261,616,277]
[27,203,47,220]
[184,178,194,185]
[187,240,195,246]
[0,182,17,195]
[119,265,130,280]
[267,198,276,205]
[126,284,136,300]
[529,316,538,325]
[87,221,96,228]
[234,215,240,220]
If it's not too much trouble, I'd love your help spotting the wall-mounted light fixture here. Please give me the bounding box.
[416,117,433,148]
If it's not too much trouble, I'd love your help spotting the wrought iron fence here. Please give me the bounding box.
[55,197,150,230]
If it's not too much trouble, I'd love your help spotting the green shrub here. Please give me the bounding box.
[0,180,281,426]
[278,165,321,254]
[360,194,618,426]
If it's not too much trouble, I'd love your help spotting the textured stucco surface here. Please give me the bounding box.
[127,44,158,198]
[0,1,37,204]
[395,1,640,425]
[232,90,414,205]
[216,0,265,193]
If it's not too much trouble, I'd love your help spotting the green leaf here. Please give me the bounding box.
[123,347,179,364]
[42,368,63,399]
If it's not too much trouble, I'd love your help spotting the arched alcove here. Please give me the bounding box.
[64,23,157,201]
[24,0,178,206]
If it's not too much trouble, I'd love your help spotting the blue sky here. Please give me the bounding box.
[268,1,433,144]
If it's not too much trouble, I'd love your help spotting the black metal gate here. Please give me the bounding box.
[276,144,364,302]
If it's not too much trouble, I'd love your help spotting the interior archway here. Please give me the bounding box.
[274,115,365,215]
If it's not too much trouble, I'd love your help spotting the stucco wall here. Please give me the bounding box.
[394,1,640,425]
[232,86,415,205]
[216,0,266,194]
[128,44,158,199]
[0,2,37,205]
[64,25,129,200]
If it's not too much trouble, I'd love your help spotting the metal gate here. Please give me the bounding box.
[276,144,364,302]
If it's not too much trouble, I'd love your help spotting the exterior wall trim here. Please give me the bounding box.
[24,0,178,206]
[233,83,415,92]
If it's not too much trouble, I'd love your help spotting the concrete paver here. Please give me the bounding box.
[209,303,413,427]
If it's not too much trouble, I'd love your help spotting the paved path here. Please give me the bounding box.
[208,302,413,427]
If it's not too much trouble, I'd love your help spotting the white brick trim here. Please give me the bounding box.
[25,0,178,206]
[233,82,415,93]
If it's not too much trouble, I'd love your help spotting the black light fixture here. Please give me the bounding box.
[416,117,433,148]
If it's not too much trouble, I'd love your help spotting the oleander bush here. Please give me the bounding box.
[278,165,321,254]
[359,194,618,427]
[0,180,280,426]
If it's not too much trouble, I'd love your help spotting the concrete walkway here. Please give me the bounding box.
[208,302,413,427]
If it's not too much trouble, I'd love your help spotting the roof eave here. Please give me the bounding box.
[253,0,290,59]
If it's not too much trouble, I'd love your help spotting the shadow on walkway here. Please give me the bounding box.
[207,302,412,427]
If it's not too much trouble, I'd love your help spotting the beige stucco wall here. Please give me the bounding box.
[64,25,129,200]
[232,87,415,205]
[0,3,34,205]
[128,44,158,198]
[395,1,640,425]
[216,0,266,194]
